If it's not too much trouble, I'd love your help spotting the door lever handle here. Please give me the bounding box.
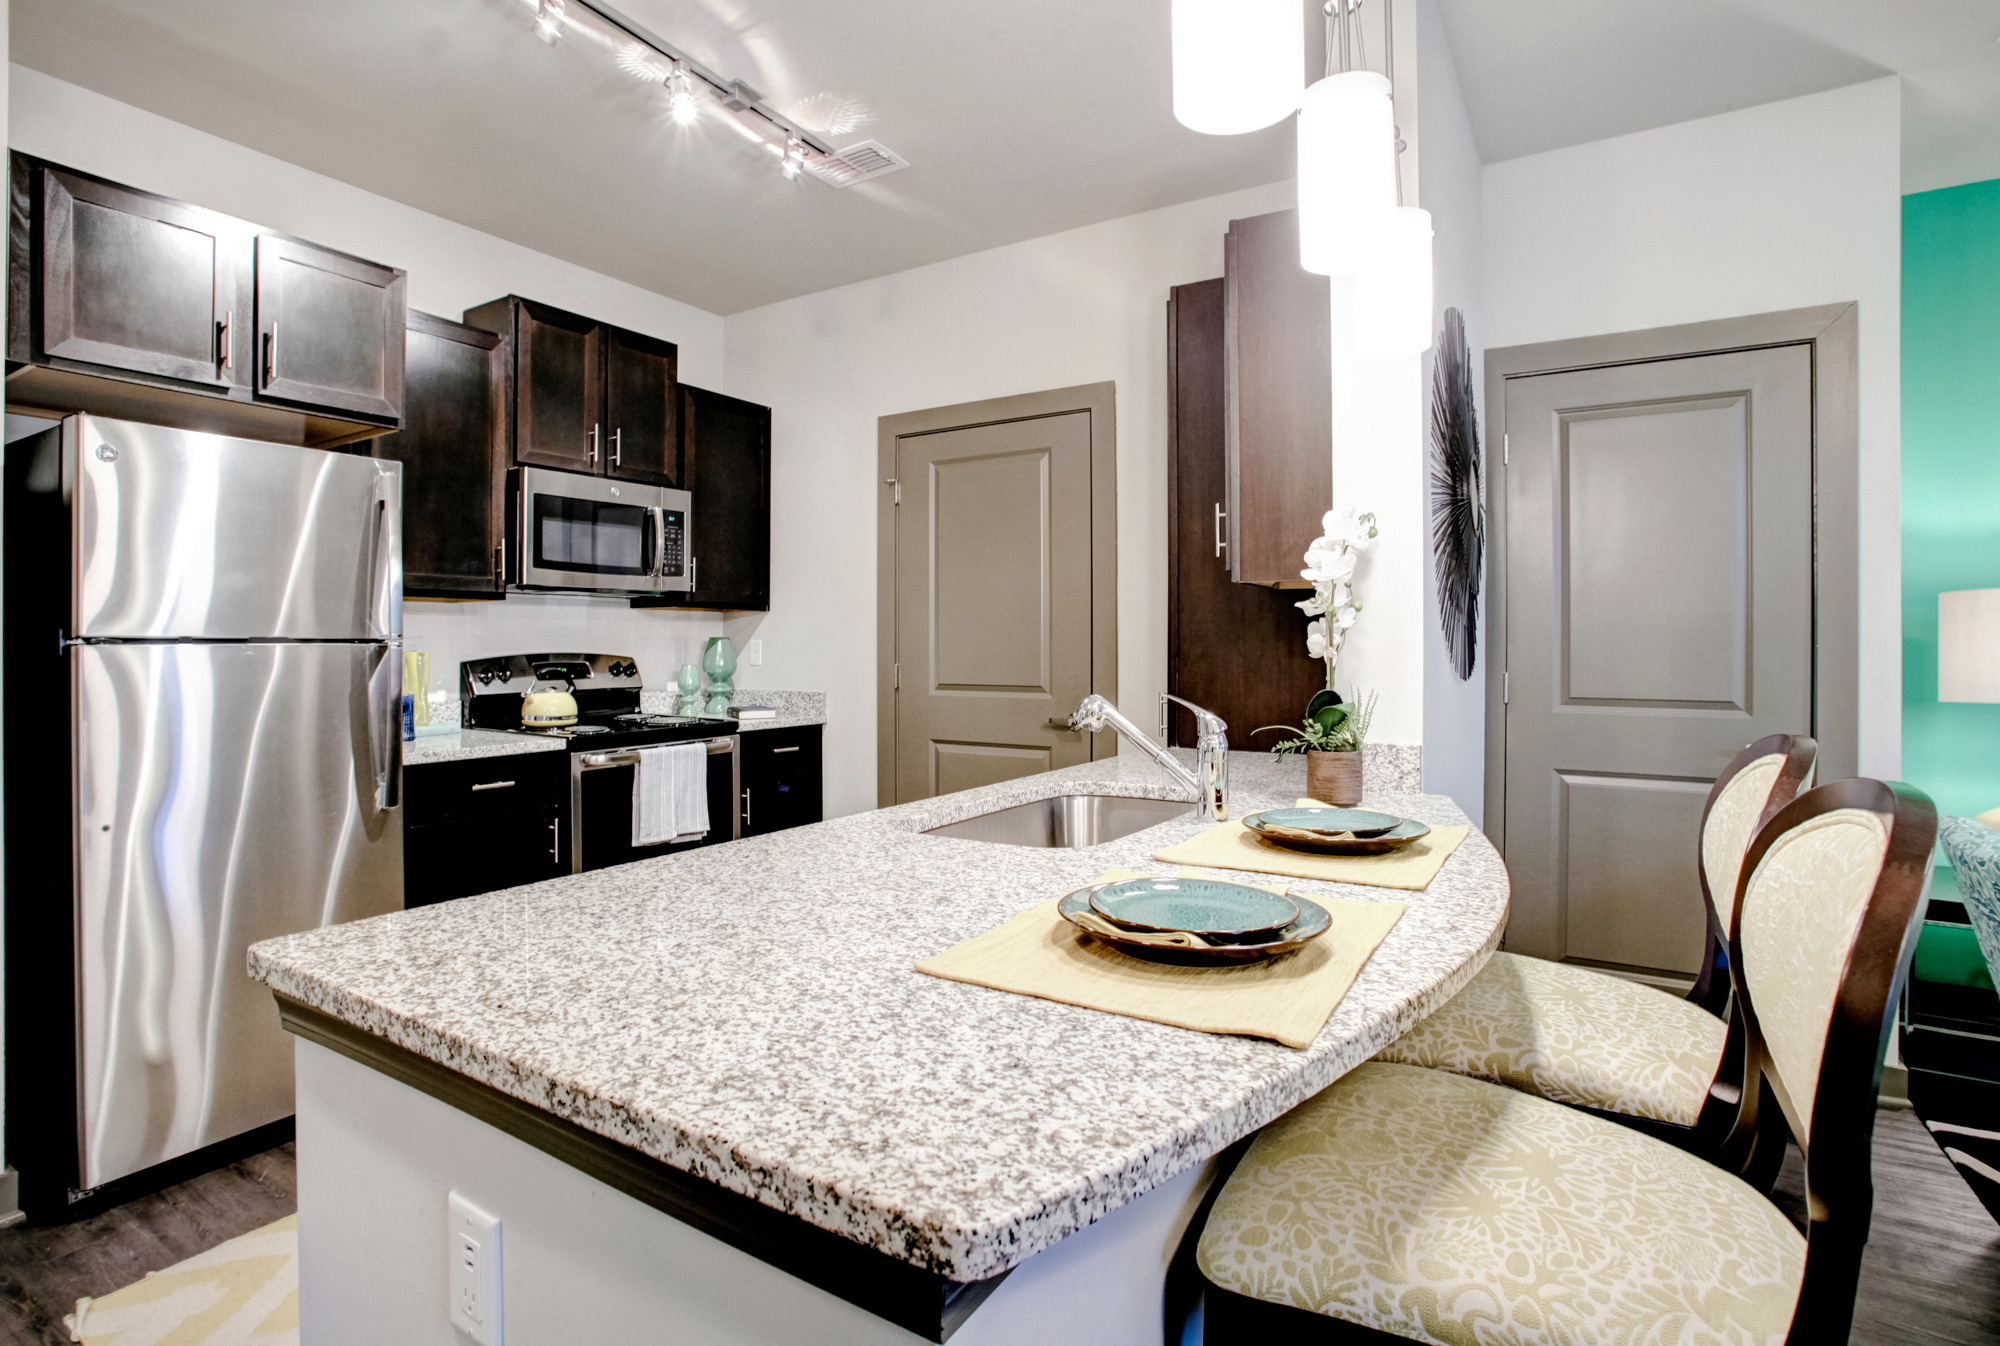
[1046,718,1081,731]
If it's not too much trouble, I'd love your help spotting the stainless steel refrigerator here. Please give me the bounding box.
[6,413,404,1208]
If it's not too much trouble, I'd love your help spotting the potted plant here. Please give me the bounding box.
[1257,508,1378,805]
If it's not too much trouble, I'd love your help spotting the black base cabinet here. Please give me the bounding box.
[404,753,568,906]
[740,726,822,837]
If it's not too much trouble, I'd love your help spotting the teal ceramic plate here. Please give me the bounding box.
[1252,807,1403,836]
[1087,876,1299,941]
[1244,811,1432,855]
[1059,886,1332,966]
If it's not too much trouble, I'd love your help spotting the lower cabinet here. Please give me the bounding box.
[740,725,823,837]
[404,752,568,907]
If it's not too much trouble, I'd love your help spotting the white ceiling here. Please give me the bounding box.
[14,0,2000,316]
[1433,0,2000,193]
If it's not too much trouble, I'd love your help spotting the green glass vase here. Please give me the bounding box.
[702,637,737,716]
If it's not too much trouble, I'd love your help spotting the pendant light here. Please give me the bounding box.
[1297,70,1396,276]
[1171,0,1303,136]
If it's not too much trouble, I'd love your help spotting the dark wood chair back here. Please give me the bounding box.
[1689,734,1818,1014]
[1724,777,1936,1345]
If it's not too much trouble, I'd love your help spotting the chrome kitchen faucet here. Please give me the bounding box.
[1068,693,1229,821]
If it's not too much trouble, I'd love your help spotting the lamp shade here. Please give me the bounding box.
[1941,588,2000,703]
[1352,206,1435,355]
[1297,71,1397,276]
[1171,0,1303,136]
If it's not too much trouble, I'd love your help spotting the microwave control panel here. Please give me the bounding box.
[660,509,685,577]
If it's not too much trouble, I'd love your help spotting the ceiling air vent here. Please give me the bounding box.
[807,140,909,188]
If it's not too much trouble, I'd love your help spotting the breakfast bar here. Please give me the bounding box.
[248,750,1509,1344]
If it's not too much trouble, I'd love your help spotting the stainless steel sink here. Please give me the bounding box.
[923,794,1192,848]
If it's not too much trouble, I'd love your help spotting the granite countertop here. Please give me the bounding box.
[403,690,826,764]
[249,750,1507,1283]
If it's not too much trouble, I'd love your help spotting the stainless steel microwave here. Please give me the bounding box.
[510,466,690,595]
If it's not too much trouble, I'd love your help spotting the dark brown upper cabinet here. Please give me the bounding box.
[367,312,508,601]
[6,154,406,448]
[254,235,405,421]
[1224,208,1331,588]
[462,296,679,487]
[632,383,770,613]
[601,326,679,486]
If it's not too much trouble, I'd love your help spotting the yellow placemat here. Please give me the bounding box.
[1147,798,1469,892]
[914,869,1404,1050]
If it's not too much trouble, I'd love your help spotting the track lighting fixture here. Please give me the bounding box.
[535,0,566,46]
[666,63,700,126]
[781,136,807,179]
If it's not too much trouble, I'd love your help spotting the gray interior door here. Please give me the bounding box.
[74,640,403,1188]
[1502,345,1813,974]
[892,412,1096,802]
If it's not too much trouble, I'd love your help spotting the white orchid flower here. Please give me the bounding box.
[1335,605,1359,630]
[1296,591,1331,617]
[1305,619,1329,659]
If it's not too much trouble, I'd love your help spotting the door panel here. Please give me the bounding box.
[516,301,602,473]
[41,168,238,389]
[1557,773,1714,974]
[73,641,402,1188]
[603,326,679,486]
[73,417,402,641]
[893,412,1094,803]
[1503,345,1813,969]
[254,236,405,420]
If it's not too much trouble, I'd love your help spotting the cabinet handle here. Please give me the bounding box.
[689,556,697,591]
[264,323,278,384]
[493,543,505,590]
[217,310,233,370]
[613,427,622,467]
[470,780,517,791]
[742,788,752,829]
[1214,503,1227,558]
[770,745,801,753]
[589,424,600,463]
[550,815,560,864]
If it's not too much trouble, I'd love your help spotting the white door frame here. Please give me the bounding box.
[1481,303,1861,853]
[875,383,1119,809]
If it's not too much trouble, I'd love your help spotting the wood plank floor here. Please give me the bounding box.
[0,1111,1989,1345]
[0,1143,295,1346]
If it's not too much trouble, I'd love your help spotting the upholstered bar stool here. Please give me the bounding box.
[1373,733,1816,1144]
[1196,778,1934,1345]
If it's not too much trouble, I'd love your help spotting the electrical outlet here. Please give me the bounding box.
[448,1191,502,1344]
[671,638,688,668]
[746,639,764,666]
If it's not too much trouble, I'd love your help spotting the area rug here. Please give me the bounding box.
[65,1215,298,1345]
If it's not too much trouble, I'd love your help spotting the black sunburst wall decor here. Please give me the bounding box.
[1429,307,1484,681]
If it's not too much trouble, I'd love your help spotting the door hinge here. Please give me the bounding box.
[1503,671,1509,704]
[885,477,900,505]
[1502,433,1509,465]
[893,663,900,689]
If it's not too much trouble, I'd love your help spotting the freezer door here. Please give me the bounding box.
[71,415,402,641]
[73,641,403,1189]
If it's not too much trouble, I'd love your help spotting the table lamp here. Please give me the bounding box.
[1939,588,2000,703]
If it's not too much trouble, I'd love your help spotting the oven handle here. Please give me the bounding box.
[578,738,734,770]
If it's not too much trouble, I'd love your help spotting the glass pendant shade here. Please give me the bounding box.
[1353,207,1435,355]
[1171,0,1303,135]
[1297,71,1397,276]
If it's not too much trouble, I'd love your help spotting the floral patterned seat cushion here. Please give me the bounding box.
[1198,1062,1806,1345]
[1373,951,1728,1126]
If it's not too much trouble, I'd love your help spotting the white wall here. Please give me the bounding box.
[1414,0,1486,822]
[9,66,737,695]
[723,180,1295,818]
[1482,77,1903,777]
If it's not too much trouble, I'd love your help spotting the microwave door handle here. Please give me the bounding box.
[651,505,666,580]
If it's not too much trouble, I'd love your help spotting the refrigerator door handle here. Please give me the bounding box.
[367,471,401,638]
[369,644,402,809]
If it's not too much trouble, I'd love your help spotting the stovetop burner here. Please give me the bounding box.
[519,724,612,738]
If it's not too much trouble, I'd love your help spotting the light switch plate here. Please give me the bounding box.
[746,639,764,666]
[448,1191,502,1344]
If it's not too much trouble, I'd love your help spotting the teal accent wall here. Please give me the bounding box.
[1903,178,2000,826]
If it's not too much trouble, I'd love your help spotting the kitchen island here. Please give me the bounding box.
[249,749,1507,1344]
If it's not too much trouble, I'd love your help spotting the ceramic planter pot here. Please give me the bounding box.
[1306,749,1363,807]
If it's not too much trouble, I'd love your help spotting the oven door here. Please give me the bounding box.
[570,736,739,872]
[513,466,690,594]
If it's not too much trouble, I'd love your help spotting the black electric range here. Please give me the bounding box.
[459,653,741,869]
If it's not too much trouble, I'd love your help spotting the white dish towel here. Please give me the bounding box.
[633,743,710,848]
